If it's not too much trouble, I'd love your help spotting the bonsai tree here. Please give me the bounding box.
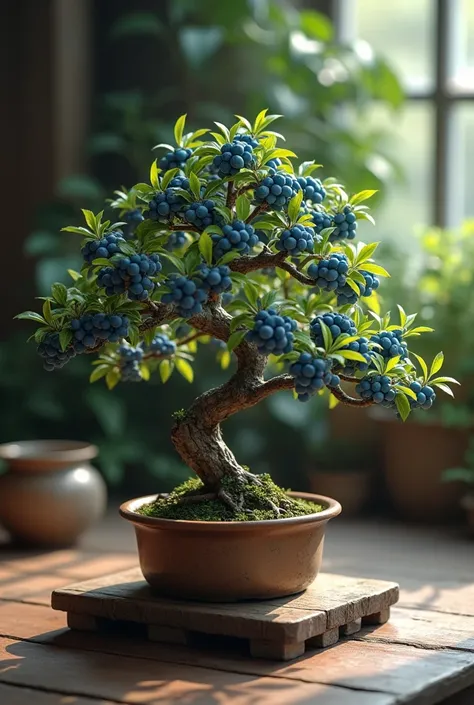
[18,112,458,518]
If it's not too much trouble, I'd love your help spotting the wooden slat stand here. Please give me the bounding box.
[52,568,399,662]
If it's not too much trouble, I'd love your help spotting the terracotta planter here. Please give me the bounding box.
[461,494,474,534]
[120,492,341,602]
[309,470,371,517]
[381,420,468,522]
[0,440,107,546]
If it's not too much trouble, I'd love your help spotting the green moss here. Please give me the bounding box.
[138,473,324,522]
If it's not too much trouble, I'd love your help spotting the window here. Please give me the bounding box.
[331,0,474,232]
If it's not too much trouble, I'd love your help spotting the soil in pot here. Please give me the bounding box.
[138,473,324,521]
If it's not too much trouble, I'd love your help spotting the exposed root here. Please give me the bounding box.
[231,468,263,486]
[263,497,288,518]
[217,488,244,512]
[177,492,217,505]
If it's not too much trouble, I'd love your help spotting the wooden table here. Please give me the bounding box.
[1,512,474,704]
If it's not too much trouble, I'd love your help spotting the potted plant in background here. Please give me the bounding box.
[442,435,474,533]
[376,222,474,522]
[17,112,456,601]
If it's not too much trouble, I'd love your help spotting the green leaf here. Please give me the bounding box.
[430,376,460,385]
[140,363,150,381]
[355,242,379,264]
[395,392,411,422]
[227,330,247,352]
[385,355,401,373]
[51,283,68,306]
[61,226,93,236]
[159,359,174,383]
[106,368,120,390]
[109,12,162,39]
[42,299,53,325]
[198,231,213,265]
[90,364,110,383]
[243,280,259,309]
[161,167,180,190]
[174,114,187,147]
[59,329,72,352]
[150,160,159,189]
[235,194,251,221]
[214,121,230,141]
[434,382,455,397]
[396,385,418,401]
[337,350,368,363]
[397,305,407,328]
[344,277,361,295]
[360,262,390,277]
[350,190,378,206]
[175,358,194,383]
[82,209,96,231]
[92,258,113,267]
[287,190,303,223]
[441,467,474,484]
[329,393,340,409]
[188,171,202,200]
[15,311,46,324]
[234,114,252,131]
[412,353,428,382]
[430,351,444,377]
[319,320,332,351]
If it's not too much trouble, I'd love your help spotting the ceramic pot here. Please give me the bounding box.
[381,419,467,522]
[0,440,106,546]
[309,470,371,517]
[120,492,341,602]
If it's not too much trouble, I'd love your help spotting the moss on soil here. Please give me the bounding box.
[138,473,324,522]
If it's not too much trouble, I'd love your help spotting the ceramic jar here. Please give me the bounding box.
[0,440,106,546]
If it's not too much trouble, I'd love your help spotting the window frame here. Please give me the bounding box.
[330,0,473,228]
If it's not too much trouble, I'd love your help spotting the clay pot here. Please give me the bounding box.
[381,420,468,522]
[120,492,341,601]
[461,494,474,534]
[309,471,371,517]
[0,440,107,546]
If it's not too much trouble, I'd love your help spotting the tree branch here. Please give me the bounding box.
[339,373,361,383]
[330,385,374,407]
[245,203,268,223]
[229,250,315,285]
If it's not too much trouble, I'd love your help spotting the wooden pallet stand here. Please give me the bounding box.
[51,568,399,661]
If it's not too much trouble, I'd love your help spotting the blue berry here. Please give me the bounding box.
[254,171,301,211]
[98,253,162,301]
[276,224,315,256]
[158,147,192,171]
[144,189,187,222]
[356,374,396,407]
[122,209,144,240]
[81,232,125,264]
[162,275,209,317]
[289,353,339,402]
[336,271,380,306]
[307,253,349,292]
[37,333,76,371]
[246,308,297,355]
[183,199,220,230]
[311,210,332,233]
[369,329,407,363]
[213,141,256,177]
[196,264,232,294]
[297,176,326,205]
[165,231,187,251]
[212,220,259,259]
[144,333,176,357]
[329,205,357,242]
[168,175,190,190]
[234,134,259,148]
[409,382,437,411]
[119,343,143,382]
[266,158,282,171]
[71,313,130,350]
[310,313,356,345]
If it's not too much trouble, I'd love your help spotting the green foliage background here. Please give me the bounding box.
[2,0,406,492]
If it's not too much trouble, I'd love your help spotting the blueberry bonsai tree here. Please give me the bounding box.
[18,112,458,519]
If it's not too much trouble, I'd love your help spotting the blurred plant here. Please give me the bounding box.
[6,0,405,490]
[380,220,474,428]
[442,436,474,488]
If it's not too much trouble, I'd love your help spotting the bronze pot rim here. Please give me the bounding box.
[120,491,342,533]
[0,440,98,470]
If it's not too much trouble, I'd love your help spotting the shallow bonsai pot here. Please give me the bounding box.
[309,470,371,517]
[0,440,107,546]
[120,492,341,602]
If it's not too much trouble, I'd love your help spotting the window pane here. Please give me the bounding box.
[354,0,435,92]
[454,105,474,222]
[354,103,433,249]
[453,0,474,89]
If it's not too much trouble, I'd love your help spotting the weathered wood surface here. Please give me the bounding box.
[51,568,399,653]
[1,516,474,704]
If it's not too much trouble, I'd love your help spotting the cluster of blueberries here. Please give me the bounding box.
[246,308,297,355]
